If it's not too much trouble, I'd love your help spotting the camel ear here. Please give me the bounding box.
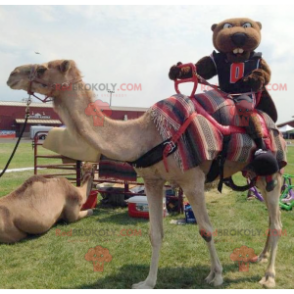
[59,60,71,73]
[256,21,262,30]
[37,65,47,76]
[211,24,217,31]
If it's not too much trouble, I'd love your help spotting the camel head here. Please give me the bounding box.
[81,162,97,196]
[7,60,82,98]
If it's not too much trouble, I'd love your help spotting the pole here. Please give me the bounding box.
[107,90,114,106]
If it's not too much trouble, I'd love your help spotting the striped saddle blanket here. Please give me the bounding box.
[148,90,287,171]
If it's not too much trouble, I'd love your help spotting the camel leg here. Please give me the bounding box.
[0,207,27,243]
[256,218,271,263]
[0,228,27,244]
[257,173,282,288]
[64,206,93,223]
[181,168,223,286]
[132,179,165,289]
[251,186,271,264]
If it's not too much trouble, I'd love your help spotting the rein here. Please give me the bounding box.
[0,98,31,179]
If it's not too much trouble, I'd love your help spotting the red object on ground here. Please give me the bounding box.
[82,190,98,210]
[128,203,150,219]
[127,196,167,219]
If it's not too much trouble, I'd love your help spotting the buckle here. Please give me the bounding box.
[163,141,177,154]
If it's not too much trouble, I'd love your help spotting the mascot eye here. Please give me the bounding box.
[243,22,252,28]
[223,23,233,29]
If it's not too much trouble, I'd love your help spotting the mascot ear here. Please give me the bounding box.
[211,24,217,31]
[256,21,262,30]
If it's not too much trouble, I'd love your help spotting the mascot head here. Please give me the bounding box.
[211,18,262,62]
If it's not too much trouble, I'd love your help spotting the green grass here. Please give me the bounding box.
[0,143,294,289]
[0,142,62,169]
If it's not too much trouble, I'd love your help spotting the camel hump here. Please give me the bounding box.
[14,175,49,195]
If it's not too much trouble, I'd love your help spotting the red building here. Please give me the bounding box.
[0,101,147,137]
[277,119,294,128]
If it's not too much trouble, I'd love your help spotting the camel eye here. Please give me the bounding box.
[223,23,233,29]
[243,22,252,28]
[37,67,47,75]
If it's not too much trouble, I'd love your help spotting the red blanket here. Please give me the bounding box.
[148,91,287,171]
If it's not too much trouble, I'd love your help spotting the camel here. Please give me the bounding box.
[0,162,95,243]
[7,60,284,288]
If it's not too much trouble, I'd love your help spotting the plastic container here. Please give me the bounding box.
[184,203,197,224]
[82,190,98,210]
[126,196,166,219]
[165,187,181,214]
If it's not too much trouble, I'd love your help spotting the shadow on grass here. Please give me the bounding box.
[95,208,148,225]
[75,263,261,289]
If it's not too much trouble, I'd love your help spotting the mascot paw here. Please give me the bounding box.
[169,62,182,80]
[169,62,192,80]
[243,69,266,91]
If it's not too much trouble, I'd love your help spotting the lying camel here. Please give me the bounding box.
[0,163,95,243]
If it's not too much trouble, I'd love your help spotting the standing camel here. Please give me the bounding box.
[7,60,284,288]
[0,162,95,243]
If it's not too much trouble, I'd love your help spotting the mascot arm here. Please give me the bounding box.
[195,56,217,79]
[168,56,217,80]
[242,58,271,91]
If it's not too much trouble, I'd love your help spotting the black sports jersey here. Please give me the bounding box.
[210,50,262,94]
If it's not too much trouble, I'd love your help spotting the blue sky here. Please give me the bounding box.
[1,5,293,123]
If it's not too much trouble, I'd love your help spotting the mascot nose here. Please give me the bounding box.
[231,33,248,47]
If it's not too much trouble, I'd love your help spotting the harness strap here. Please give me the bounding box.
[224,177,257,192]
[129,112,197,171]
[217,135,231,192]
[163,112,197,172]
[128,138,178,169]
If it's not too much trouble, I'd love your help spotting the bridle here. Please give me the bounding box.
[81,167,96,187]
[27,65,82,103]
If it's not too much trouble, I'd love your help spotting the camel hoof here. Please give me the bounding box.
[259,276,276,288]
[213,274,223,286]
[132,281,154,289]
[205,272,223,286]
[205,272,214,284]
[87,209,94,216]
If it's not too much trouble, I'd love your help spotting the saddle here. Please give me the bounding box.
[144,91,287,191]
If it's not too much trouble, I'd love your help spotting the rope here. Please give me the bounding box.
[0,97,31,178]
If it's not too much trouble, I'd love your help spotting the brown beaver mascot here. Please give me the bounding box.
[169,17,279,190]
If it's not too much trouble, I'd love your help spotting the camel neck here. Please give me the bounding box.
[53,86,160,162]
